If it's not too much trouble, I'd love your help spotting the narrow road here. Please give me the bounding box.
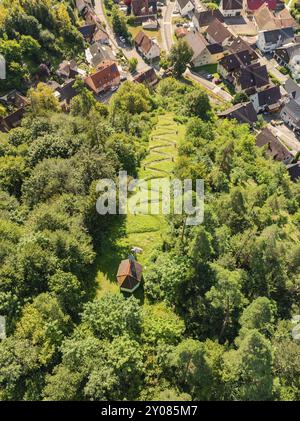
[184,68,233,103]
[94,0,148,72]
[161,1,175,52]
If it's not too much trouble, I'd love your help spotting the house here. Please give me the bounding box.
[133,67,158,86]
[134,30,160,60]
[220,0,244,17]
[175,0,194,16]
[234,63,269,94]
[116,257,143,293]
[228,36,259,61]
[280,99,300,130]
[0,90,28,109]
[205,19,234,46]
[246,0,280,12]
[274,43,300,80]
[283,77,300,100]
[287,161,300,181]
[76,0,92,15]
[131,0,157,18]
[85,43,116,68]
[92,27,110,45]
[78,24,96,42]
[184,31,224,67]
[84,60,120,95]
[56,60,79,80]
[218,101,258,126]
[0,108,26,132]
[250,84,281,112]
[192,10,224,32]
[256,27,294,53]
[56,79,78,105]
[256,127,293,163]
[218,50,252,79]
[254,4,297,32]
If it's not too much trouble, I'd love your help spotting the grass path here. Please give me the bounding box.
[95,113,185,297]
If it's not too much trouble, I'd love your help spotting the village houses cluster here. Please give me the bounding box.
[1,0,300,180]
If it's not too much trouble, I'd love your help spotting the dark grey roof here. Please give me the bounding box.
[228,36,258,60]
[219,101,257,125]
[78,24,96,39]
[194,10,224,27]
[262,27,294,44]
[238,64,269,90]
[284,77,300,100]
[258,85,281,106]
[206,43,224,54]
[206,19,232,43]
[221,0,243,10]
[256,127,292,161]
[282,98,300,120]
[177,0,193,9]
[287,162,300,181]
[57,79,77,103]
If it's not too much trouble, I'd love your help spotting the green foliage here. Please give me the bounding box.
[169,40,193,77]
[232,91,249,105]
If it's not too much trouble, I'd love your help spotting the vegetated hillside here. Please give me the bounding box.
[0,0,84,94]
[0,77,299,401]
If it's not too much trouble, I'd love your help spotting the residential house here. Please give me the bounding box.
[274,43,300,80]
[256,127,293,163]
[192,10,224,32]
[92,27,110,45]
[131,0,157,19]
[56,79,78,106]
[56,60,79,80]
[217,50,252,79]
[78,24,96,42]
[287,161,300,181]
[205,19,234,47]
[142,19,158,29]
[85,43,116,68]
[134,30,160,60]
[235,63,269,95]
[250,84,281,112]
[220,0,244,17]
[280,99,300,130]
[0,90,28,109]
[283,77,300,100]
[228,36,259,61]
[256,27,294,53]
[246,0,282,13]
[218,101,258,126]
[184,30,224,67]
[76,0,92,15]
[84,60,120,95]
[254,4,296,31]
[133,67,158,86]
[0,108,26,133]
[175,0,194,16]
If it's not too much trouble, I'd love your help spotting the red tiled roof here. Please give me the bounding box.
[247,0,277,10]
[84,60,120,94]
[134,30,153,54]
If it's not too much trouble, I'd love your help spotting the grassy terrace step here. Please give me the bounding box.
[95,113,185,298]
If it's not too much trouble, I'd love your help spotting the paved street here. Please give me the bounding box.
[94,0,148,72]
[161,1,175,52]
[184,68,233,103]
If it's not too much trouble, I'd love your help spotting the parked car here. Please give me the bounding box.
[183,23,189,28]
[157,1,164,6]
[213,78,221,85]
[120,74,127,81]
[206,74,213,80]
[111,85,119,92]
[119,36,126,43]
[176,22,182,27]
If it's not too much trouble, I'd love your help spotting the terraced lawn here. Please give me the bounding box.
[95,113,185,298]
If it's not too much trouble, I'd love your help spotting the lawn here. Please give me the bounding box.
[128,23,162,44]
[95,113,185,299]
[194,63,218,76]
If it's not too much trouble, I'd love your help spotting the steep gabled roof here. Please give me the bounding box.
[134,67,158,84]
[194,10,224,28]
[84,60,120,94]
[284,77,300,100]
[238,64,269,90]
[206,19,233,44]
[219,101,258,125]
[257,85,281,106]
[261,27,294,44]
[247,0,277,11]
[256,127,292,161]
[228,36,258,60]
[183,30,208,61]
[134,30,157,55]
[221,0,243,10]
[177,0,193,9]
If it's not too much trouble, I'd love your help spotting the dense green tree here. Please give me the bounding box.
[169,40,193,77]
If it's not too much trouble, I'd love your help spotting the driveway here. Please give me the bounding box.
[259,55,288,84]
[268,123,300,155]
[184,68,233,103]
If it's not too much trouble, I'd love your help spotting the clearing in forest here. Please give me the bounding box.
[95,113,185,296]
